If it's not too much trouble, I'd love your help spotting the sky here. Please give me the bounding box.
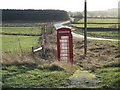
[0,0,119,11]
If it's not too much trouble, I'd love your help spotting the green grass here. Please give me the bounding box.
[95,67,120,89]
[71,18,119,39]
[87,31,119,39]
[1,27,42,53]
[2,63,120,88]
[1,27,41,34]
[2,64,71,88]
[72,30,119,39]
[72,18,119,28]
[2,35,40,53]
[78,18,119,23]
[71,24,118,28]
[88,31,119,36]
[90,39,120,45]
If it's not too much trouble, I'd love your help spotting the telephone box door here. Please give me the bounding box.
[57,27,73,63]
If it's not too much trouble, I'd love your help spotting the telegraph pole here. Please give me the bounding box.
[84,0,87,56]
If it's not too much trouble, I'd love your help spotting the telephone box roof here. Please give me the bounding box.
[56,26,71,31]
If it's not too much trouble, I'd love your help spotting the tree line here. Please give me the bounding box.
[2,9,69,22]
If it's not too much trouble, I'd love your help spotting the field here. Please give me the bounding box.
[2,36,120,88]
[71,18,119,39]
[72,18,118,28]
[1,26,42,53]
[87,31,119,39]
[1,27,41,34]
[78,18,119,23]
[71,24,118,28]
[72,18,119,28]
[2,35,40,53]
[1,21,120,89]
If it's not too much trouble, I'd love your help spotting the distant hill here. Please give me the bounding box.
[88,8,118,17]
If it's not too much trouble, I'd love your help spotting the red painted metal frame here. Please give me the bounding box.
[57,27,73,64]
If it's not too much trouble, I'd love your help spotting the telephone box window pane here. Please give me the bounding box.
[66,40,68,42]
[61,46,68,49]
[61,36,69,39]
[61,43,68,47]
[60,40,68,42]
[60,44,68,48]
[64,40,68,42]
[60,54,68,56]
[61,57,68,60]
[61,50,68,53]
[60,40,64,42]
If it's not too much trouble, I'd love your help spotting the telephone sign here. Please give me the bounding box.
[56,26,73,64]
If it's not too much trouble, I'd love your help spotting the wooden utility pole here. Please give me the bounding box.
[84,0,87,56]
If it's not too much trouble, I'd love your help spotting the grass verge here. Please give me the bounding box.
[2,63,72,88]
[95,67,120,89]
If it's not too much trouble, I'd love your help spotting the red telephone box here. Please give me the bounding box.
[57,26,73,64]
